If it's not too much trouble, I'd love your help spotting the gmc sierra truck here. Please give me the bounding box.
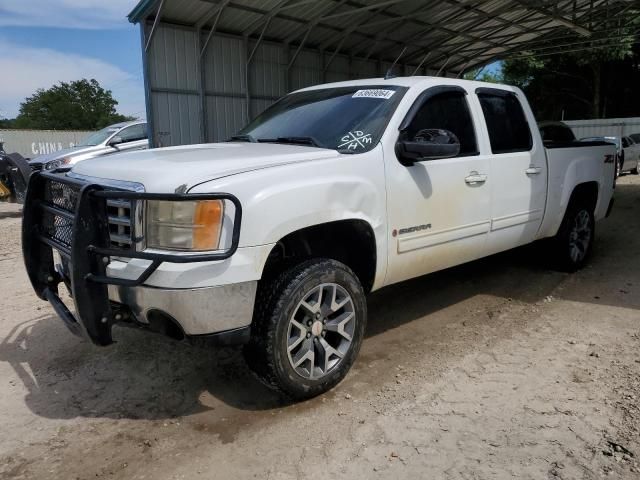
[22,77,616,399]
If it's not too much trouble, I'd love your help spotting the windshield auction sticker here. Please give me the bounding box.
[352,89,395,99]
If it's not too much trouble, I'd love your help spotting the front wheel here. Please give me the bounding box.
[552,202,595,272]
[245,259,367,400]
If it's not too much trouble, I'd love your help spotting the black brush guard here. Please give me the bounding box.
[22,170,242,346]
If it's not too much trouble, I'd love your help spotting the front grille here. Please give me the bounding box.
[106,199,134,249]
[41,178,135,252]
[43,180,79,250]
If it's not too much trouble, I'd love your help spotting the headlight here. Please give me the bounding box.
[146,200,224,251]
[44,157,71,170]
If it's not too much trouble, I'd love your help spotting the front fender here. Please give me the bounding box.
[189,146,388,289]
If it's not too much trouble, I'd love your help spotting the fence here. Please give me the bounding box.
[564,118,640,139]
[0,129,94,159]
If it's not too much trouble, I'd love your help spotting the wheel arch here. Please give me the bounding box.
[566,181,599,214]
[260,219,378,294]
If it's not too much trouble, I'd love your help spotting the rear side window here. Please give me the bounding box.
[477,91,532,154]
[405,91,478,156]
[540,124,575,143]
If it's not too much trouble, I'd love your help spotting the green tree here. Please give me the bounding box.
[501,18,638,120]
[0,117,17,129]
[14,79,134,130]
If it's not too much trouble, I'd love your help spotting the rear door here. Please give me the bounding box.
[475,88,548,254]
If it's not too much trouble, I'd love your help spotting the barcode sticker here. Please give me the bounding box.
[352,89,395,99]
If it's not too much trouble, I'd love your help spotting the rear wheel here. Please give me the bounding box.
[245,259,367,400]
[552,201,595,272]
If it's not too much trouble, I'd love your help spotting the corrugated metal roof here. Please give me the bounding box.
[130,0,639,72]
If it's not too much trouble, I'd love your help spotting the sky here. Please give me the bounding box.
[0,0,145,119]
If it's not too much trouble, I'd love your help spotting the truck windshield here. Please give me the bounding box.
[234,85,408,153]
[79,127,120,146]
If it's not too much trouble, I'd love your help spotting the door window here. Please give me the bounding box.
[118,124,148,143]
[405,91,478,157]
[477,92,532,154]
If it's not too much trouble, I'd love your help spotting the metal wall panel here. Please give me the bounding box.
[146,23,409,147]
[148,25,199,91]
[151,91,201,147]
[289,49,322,91]
[206,96,247,142]
[249,42,286,100]
[203,34,246,95]
[564,118,640,139]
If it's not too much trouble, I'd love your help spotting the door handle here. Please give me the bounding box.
[465,172,488,185]
[525,166,542,175]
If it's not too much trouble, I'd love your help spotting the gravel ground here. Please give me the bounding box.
[1,176,639,479]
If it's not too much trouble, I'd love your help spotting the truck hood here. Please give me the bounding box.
[71,143,341,192]
[30,145,102,166]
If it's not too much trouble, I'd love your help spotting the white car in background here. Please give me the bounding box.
[29,121,149,172]
[621,136,640,175]
[580,135,639,176]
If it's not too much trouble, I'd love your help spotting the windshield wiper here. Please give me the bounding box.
[228,134,257,143]
[258,136,323,148]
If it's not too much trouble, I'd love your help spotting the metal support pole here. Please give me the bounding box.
[436,57,451,77]
[287,26,312,70]
[144,0,165,53]
[197,28,208,143]
[200,1,228,57]
[140,23,156,148]
[244,36,251,124]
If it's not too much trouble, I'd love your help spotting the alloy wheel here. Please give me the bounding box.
[568,210,592,263]
[286,283,356,380]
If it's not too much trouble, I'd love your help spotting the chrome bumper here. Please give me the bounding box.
[108,281,257,336]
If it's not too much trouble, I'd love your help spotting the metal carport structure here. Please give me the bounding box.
[128,0,638,148]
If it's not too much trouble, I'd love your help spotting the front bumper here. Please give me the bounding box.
[22,170,244,346]
[108,281,257,336]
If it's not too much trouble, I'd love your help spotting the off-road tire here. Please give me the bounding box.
[552,200,595,272]
[244,258,367,400]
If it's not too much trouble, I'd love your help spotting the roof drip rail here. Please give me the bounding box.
[384,46,407,80]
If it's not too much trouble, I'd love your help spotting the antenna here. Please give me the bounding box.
[385,46,407,80]
[411,52,431,76]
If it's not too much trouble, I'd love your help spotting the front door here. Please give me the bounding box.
[384,86,492,286]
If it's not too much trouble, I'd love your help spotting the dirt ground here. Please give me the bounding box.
[1,176,639,480]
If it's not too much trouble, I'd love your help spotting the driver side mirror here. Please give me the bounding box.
[396,129,460,166]
[108,136,123,147]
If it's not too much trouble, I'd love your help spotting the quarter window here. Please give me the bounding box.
[478,92,532,154]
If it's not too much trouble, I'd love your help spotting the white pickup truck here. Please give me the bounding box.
[22,77,616,399]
